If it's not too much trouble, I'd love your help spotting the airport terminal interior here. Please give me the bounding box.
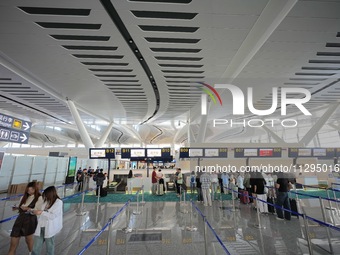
[1,0,340,254]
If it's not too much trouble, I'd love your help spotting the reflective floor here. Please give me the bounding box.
[0,191,340,255]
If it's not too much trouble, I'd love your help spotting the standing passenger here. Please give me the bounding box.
[151,167,157,195]
[31,186,63,255]
[127,169,133,194]
[222,172,229,194]
[8,182,43,255]
[210,172,218,201]
[275,173,292,220]
[254,172,268,214]
[200,171,212,206]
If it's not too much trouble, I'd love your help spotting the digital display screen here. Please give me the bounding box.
[189,148,203,157]
[298,149,312,157]
[259,149,273,157]
[131,149,145,157]
[89,148,115,159]
[67,157,77,177]
[90,149,106,158]
[147,149,162,157]
[313,148,326,157]
[244,149,258,157]
[204,149,219,157]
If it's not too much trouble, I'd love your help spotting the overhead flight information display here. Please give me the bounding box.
[179,148,228,158]
[289,148,335,158]
[121,148,172,160]
[89,148,115,159]
[189,148,203,157]
[204,148,228,157]
[131,149,145,158]
[234,148,282,158]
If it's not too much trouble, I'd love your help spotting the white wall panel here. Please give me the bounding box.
[31,156,47,182]
[45,157,58,185]
[56,157,68,183]
[12,156,33,184]
[0,155,15,191]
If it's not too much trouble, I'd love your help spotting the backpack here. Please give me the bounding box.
[190,176,195,183]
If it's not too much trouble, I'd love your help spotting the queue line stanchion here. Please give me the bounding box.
[125,200,132,233]
[301,207,314,255]
[140,186,146,205]
[186,199,197,232]
[77,190,86,216]
[133,187,142,215]
[203,216,209,255]
[106,218,113,255]
[254,196,264,229]
[77,181,88,216]
[319,197,334,254]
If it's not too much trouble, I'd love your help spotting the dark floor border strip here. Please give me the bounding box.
[0,94,68,123]
[100,0,160,124]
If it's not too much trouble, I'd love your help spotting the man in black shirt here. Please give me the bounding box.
[275,173,291,220]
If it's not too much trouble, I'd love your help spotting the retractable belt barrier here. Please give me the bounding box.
[289,190,339,203]
[227,187,340,224]
[77,185,144,255]
[0,187,94,224]
[0,182,77,201]
[191,200,231,255]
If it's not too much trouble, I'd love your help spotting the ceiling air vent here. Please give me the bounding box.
[309,60,340,64]
[316,52,340,56]
[156,56,202,61]
[145,38,200,44]
[301,67,340,71]
[151,48,201,53]
[159,64,203,68]
[18,7,91,16]
[73,54,123,59]
[164,76,205,79]
[131,10,196,20]
[94,74,136,77]
[295,72,335,76]
[36,22,101,30]
[89,69,132,72]
[50,35,109,41]
[162,70,204,73]
[62,45,117,51]
[130,0,191,3]
[82,62,128,66]
[139,25,198,33]
[326,43,340,48]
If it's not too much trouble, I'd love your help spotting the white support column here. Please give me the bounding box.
[300,103,339,146]
[196,114,208,143]
[187,124,195,144]
[95,122,114,148]
[66,99,94,149]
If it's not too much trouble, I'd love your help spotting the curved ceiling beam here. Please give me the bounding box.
[100,0,160,124]
[150,125,163,144]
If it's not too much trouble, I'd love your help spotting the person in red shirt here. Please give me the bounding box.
[151,167,157,195]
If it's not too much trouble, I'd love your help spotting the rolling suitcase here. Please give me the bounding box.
[157,184,164,196]
[100,188,108,197]
[289,198,298,218]
[267,197,275,213]
[239,190,249,204]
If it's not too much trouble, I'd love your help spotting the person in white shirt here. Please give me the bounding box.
[222,172,229,194]
[210,172,219,201]
[237,173,244,198]
[31,186,63,255]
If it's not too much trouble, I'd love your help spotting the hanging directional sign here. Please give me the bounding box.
[0,113,31,144]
